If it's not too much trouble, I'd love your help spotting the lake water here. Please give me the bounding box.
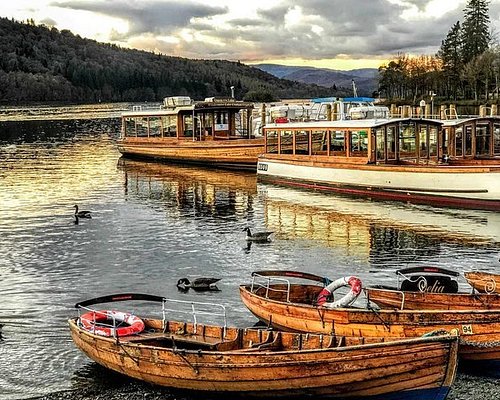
[1,105,500,399]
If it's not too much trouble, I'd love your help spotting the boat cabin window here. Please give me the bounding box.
[429,126,438,157]
[475,123,490,156]
[419,126,428,159]
[399,123,417,159]
[162,116,177,137]
[149,117,161,137]
[330,130,346,156]
[266,130,278,153]
[312,130,328,155]
[387,126,396,160]
[295,130,310,155]
[280,130,294,154]
[136,117,148,137]
[442,127,450,156]
[455,127,463,156]
[182,115,194,137]
[124,117,136,137]
[375,128,385,160]
[350,130,368,156]
[495,123,500,155]
[465,125,473,156]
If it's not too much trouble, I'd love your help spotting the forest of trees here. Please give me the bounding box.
[0,17,334,104]
[378,0,498,104]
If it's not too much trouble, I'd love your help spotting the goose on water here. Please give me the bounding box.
[177,278,221,292]
[74,205,92,218]
[244,227,273,242]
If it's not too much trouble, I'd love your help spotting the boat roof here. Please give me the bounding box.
[264,118,443,129]
[122,99,253,117]
[312,97,376,103]
[440,116,500,126]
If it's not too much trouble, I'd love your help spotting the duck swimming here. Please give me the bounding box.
[74,205,92,218]
[177,278,221,292]
[244,227,273,242]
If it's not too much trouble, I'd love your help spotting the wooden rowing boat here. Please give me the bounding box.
[69,293,458,399]
[464,271,500,293]
[364,267,500,310]
[239,271,500,375]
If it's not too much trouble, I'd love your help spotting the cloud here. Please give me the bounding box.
[47,0,477,64]
[50,0,228,35]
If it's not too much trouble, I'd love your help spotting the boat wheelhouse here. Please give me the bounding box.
[118,96,264,171]
[256,118,500,210]
[441,116,500,164]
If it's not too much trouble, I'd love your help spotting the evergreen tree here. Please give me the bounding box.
[461,0,490,64]
[437,21,463,99]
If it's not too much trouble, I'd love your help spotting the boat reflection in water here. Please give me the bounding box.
[261,183,500,261]
[117,158,257,218]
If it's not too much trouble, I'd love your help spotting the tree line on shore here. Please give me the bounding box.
[0,18,336,104]
[378,0,497,105]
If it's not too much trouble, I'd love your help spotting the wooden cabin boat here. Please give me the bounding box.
[441,116,500,166]
[117,96,264,171]
[465,271,500,293]
[256,117,500,210]
[364,266,500,310]
[69,293,458,400]
[239,271,500,375]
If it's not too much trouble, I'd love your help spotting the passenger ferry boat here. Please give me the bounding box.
[118,96,264,171]
[256,117,500,210]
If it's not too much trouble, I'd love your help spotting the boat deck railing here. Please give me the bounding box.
[160,298,227,334]
[250,273,292,302]
[77,296,228,337]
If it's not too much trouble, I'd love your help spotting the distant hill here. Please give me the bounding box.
[254,64,380,97]
[0,18,334,104]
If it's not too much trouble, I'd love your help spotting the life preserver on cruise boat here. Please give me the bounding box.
[79,310,145,337]
[316,276,363,308]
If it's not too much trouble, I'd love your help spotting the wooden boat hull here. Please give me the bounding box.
[257,156,500,210]
[239,284,500,374]
[117,137,265,171]
[69,317,457,399]
[364,286,500,310]
[465,271,500,293]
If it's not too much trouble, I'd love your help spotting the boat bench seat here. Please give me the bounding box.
[120,331,225,349]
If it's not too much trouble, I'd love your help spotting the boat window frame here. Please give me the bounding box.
[295,129,311,155]
[279,129,294,154]
[398,122,417,160]
[455,126,463,157]
[475,122,491,157]
[464,124,473,156]
[329,129,347,156]
[349,129,369,157]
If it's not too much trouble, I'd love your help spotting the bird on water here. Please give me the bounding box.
[74,205,92,218]
[244,227,274,242]
[177,278,221,292]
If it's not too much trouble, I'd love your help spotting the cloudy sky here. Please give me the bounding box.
[2,0,500,70]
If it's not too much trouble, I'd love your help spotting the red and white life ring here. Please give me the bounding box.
[79,310,145,337]
[316,276,363,308]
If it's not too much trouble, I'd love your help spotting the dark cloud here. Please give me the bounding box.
[51,0,228,35]
[48,0,477,64]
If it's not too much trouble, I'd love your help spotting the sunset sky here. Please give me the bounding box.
[2,0,500,70]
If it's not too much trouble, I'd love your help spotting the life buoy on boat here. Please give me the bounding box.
[79,310,145,337]
[316,276,362,308]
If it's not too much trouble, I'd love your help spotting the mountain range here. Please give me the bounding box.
[254,64,380,97]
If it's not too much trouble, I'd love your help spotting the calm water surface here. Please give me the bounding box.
[0,106,499,399]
